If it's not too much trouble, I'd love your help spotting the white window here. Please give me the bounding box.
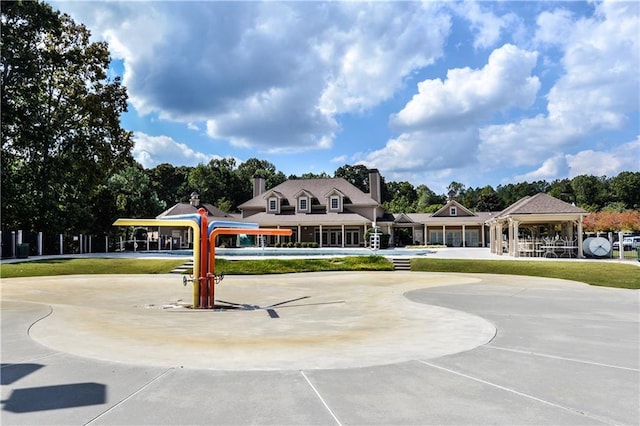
[330,196,340,211]
[268,197,277,212]
[299,197,308,212]
[450,206,457,216]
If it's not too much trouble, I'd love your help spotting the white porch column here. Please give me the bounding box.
[105,236,109,253]
[481,224,486,248]
[462,225,466,247]
[319,224,323,247]
[60,234,64,255]
[297,225,302,244]
[341,224,345,247]
[424,224,428,245]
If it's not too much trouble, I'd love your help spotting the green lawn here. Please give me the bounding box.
[1,256,638,289]
[0,258,187,278]
[214,256,394,274]
[411,258,640,289]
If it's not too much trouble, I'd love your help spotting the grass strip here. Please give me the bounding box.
[0,258,187,278]
[411,258,640,289]
[215,256,394,274]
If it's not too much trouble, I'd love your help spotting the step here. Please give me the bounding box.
[391,258,411,271]
[170,260,194,274]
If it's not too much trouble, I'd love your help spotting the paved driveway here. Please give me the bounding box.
[2,272,638,425]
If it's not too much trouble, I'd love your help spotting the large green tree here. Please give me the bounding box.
[1,1,133,234]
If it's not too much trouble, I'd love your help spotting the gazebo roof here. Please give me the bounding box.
[496,193,586,218]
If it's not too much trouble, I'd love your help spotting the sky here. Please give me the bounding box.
[49,0,639,194]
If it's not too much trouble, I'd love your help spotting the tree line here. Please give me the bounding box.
[2,1,639,238]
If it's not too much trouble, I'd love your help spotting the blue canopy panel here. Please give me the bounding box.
[208,221,258,236]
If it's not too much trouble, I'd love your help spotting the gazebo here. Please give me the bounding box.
[487,193,588,258]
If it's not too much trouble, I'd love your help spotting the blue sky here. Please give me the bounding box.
[51,1,638,193]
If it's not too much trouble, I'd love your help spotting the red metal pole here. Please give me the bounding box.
[198,208,209,308]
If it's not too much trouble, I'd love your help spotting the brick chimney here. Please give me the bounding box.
[253,174,266,198]
[368,169,381,203]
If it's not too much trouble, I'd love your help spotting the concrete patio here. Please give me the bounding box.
[1,270,638,425]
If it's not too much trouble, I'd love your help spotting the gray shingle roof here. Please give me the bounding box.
[496,193,586,217]
[157,203,232,219]
[239,178,379,209]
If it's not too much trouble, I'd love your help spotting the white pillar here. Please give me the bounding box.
[17,230,23,245]
[513,220,520,257]
[442,225,446,246]
[120,236,124,252]
[618,231,624,260]
[577,218,584,259]
[319,224,323,248]
[341,224,345,247]
[79,234,83,254]
[89,235,92,253]
[105,236,109,253]
[38,232,43,256]
[462,225,466,247]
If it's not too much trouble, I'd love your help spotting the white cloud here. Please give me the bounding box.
[451,1,520,49]
[361,44,539,176]
[566,137,640,177]
[512,136,639,183]
[534,9,574,47]
[390,44,539,131]
[479,0,639,168]
[54,1,451,153]
[132,133,217,168]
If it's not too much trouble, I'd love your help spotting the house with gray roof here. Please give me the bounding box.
[158,171,588,257]
[237,170,385,247]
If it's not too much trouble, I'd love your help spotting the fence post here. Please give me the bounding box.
[38,232,43,256]
[88,235,92,253]
[120,236,123,252]
[79,234,83,254]
[105,235,109,253]
[59,234,63,255]
[11,231,16,258]
[17,230,23,245]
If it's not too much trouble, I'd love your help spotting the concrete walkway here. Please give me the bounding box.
[1,271,638,425]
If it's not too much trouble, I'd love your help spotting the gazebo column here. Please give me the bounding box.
[513,219,520,257]
[488,224,495,253]
[577,217,584,259]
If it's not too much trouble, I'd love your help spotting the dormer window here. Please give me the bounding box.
[298,197,308,212]
[450,206,457,216]
[268,197,278,212]
[330,195,340,211]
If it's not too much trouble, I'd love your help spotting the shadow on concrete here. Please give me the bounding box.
[1,383,106,413]
[0,363,45,385]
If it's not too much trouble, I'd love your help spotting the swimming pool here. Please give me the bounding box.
[161,247,434,257]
